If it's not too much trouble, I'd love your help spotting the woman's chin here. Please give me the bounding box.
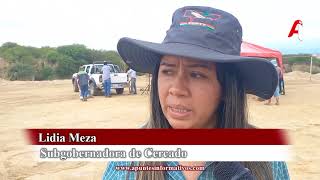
[169,120,195,129]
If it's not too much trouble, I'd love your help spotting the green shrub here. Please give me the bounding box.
[55,56,78,78]
[0,42,128,80]
[35,66,54,80]
[291,64,320,74]
[8,63,35,80]
[283,56,320,66]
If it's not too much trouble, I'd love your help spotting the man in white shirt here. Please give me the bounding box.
[102,61,111,97]
[127,68,137,94]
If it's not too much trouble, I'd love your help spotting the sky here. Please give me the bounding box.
[1,0,319,54]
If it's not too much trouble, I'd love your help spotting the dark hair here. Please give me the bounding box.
[135,60,273,180]
[103,61,108,65]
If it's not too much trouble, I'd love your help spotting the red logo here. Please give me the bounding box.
[288,20,303,41]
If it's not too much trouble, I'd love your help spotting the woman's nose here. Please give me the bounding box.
[168,73,189,97]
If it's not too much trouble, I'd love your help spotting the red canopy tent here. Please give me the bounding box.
[241,41,284,71]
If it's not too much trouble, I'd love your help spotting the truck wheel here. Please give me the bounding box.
[73,80,79,92]
[116,88,124,94]
[89,82,99,96]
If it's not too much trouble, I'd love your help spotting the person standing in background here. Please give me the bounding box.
[10,71,18,81]
[102,61,111,97]
[77,68,89,101]
[127,68,137,94]
[279,67,285,95]
[265,60,281,105]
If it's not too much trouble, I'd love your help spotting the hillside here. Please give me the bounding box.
[0,42,126,80]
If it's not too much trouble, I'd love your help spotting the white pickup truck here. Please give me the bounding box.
[72,62,128,95]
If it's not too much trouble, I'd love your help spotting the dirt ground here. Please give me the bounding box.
[0,72,319,180]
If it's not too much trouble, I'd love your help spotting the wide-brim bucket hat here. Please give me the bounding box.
[117,6,278,99]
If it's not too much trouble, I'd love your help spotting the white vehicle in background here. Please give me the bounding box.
[72,62,128,95]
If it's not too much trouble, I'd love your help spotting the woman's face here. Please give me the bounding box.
[158,55,222,129]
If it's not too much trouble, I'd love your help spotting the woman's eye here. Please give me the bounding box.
[161,69,174,75]
[190,72,206,79]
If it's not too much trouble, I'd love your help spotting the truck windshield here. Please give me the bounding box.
[93,64,115,73]
[114,65,121,73]
[93,65,103,73]
[108,65,115,73]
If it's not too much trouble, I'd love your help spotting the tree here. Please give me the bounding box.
[35,66,54,80]
[104,50,126,70]
[0,42,130,80]
[57,44,91,63]
[8,63,35,80]
[87,49,106,63]
[1,42,19,49]
[54,54,79,78]
[47,51,62,65]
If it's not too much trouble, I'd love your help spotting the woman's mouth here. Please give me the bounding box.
[167,105,192,119]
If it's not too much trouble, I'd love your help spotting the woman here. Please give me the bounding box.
[103,6,289,180]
